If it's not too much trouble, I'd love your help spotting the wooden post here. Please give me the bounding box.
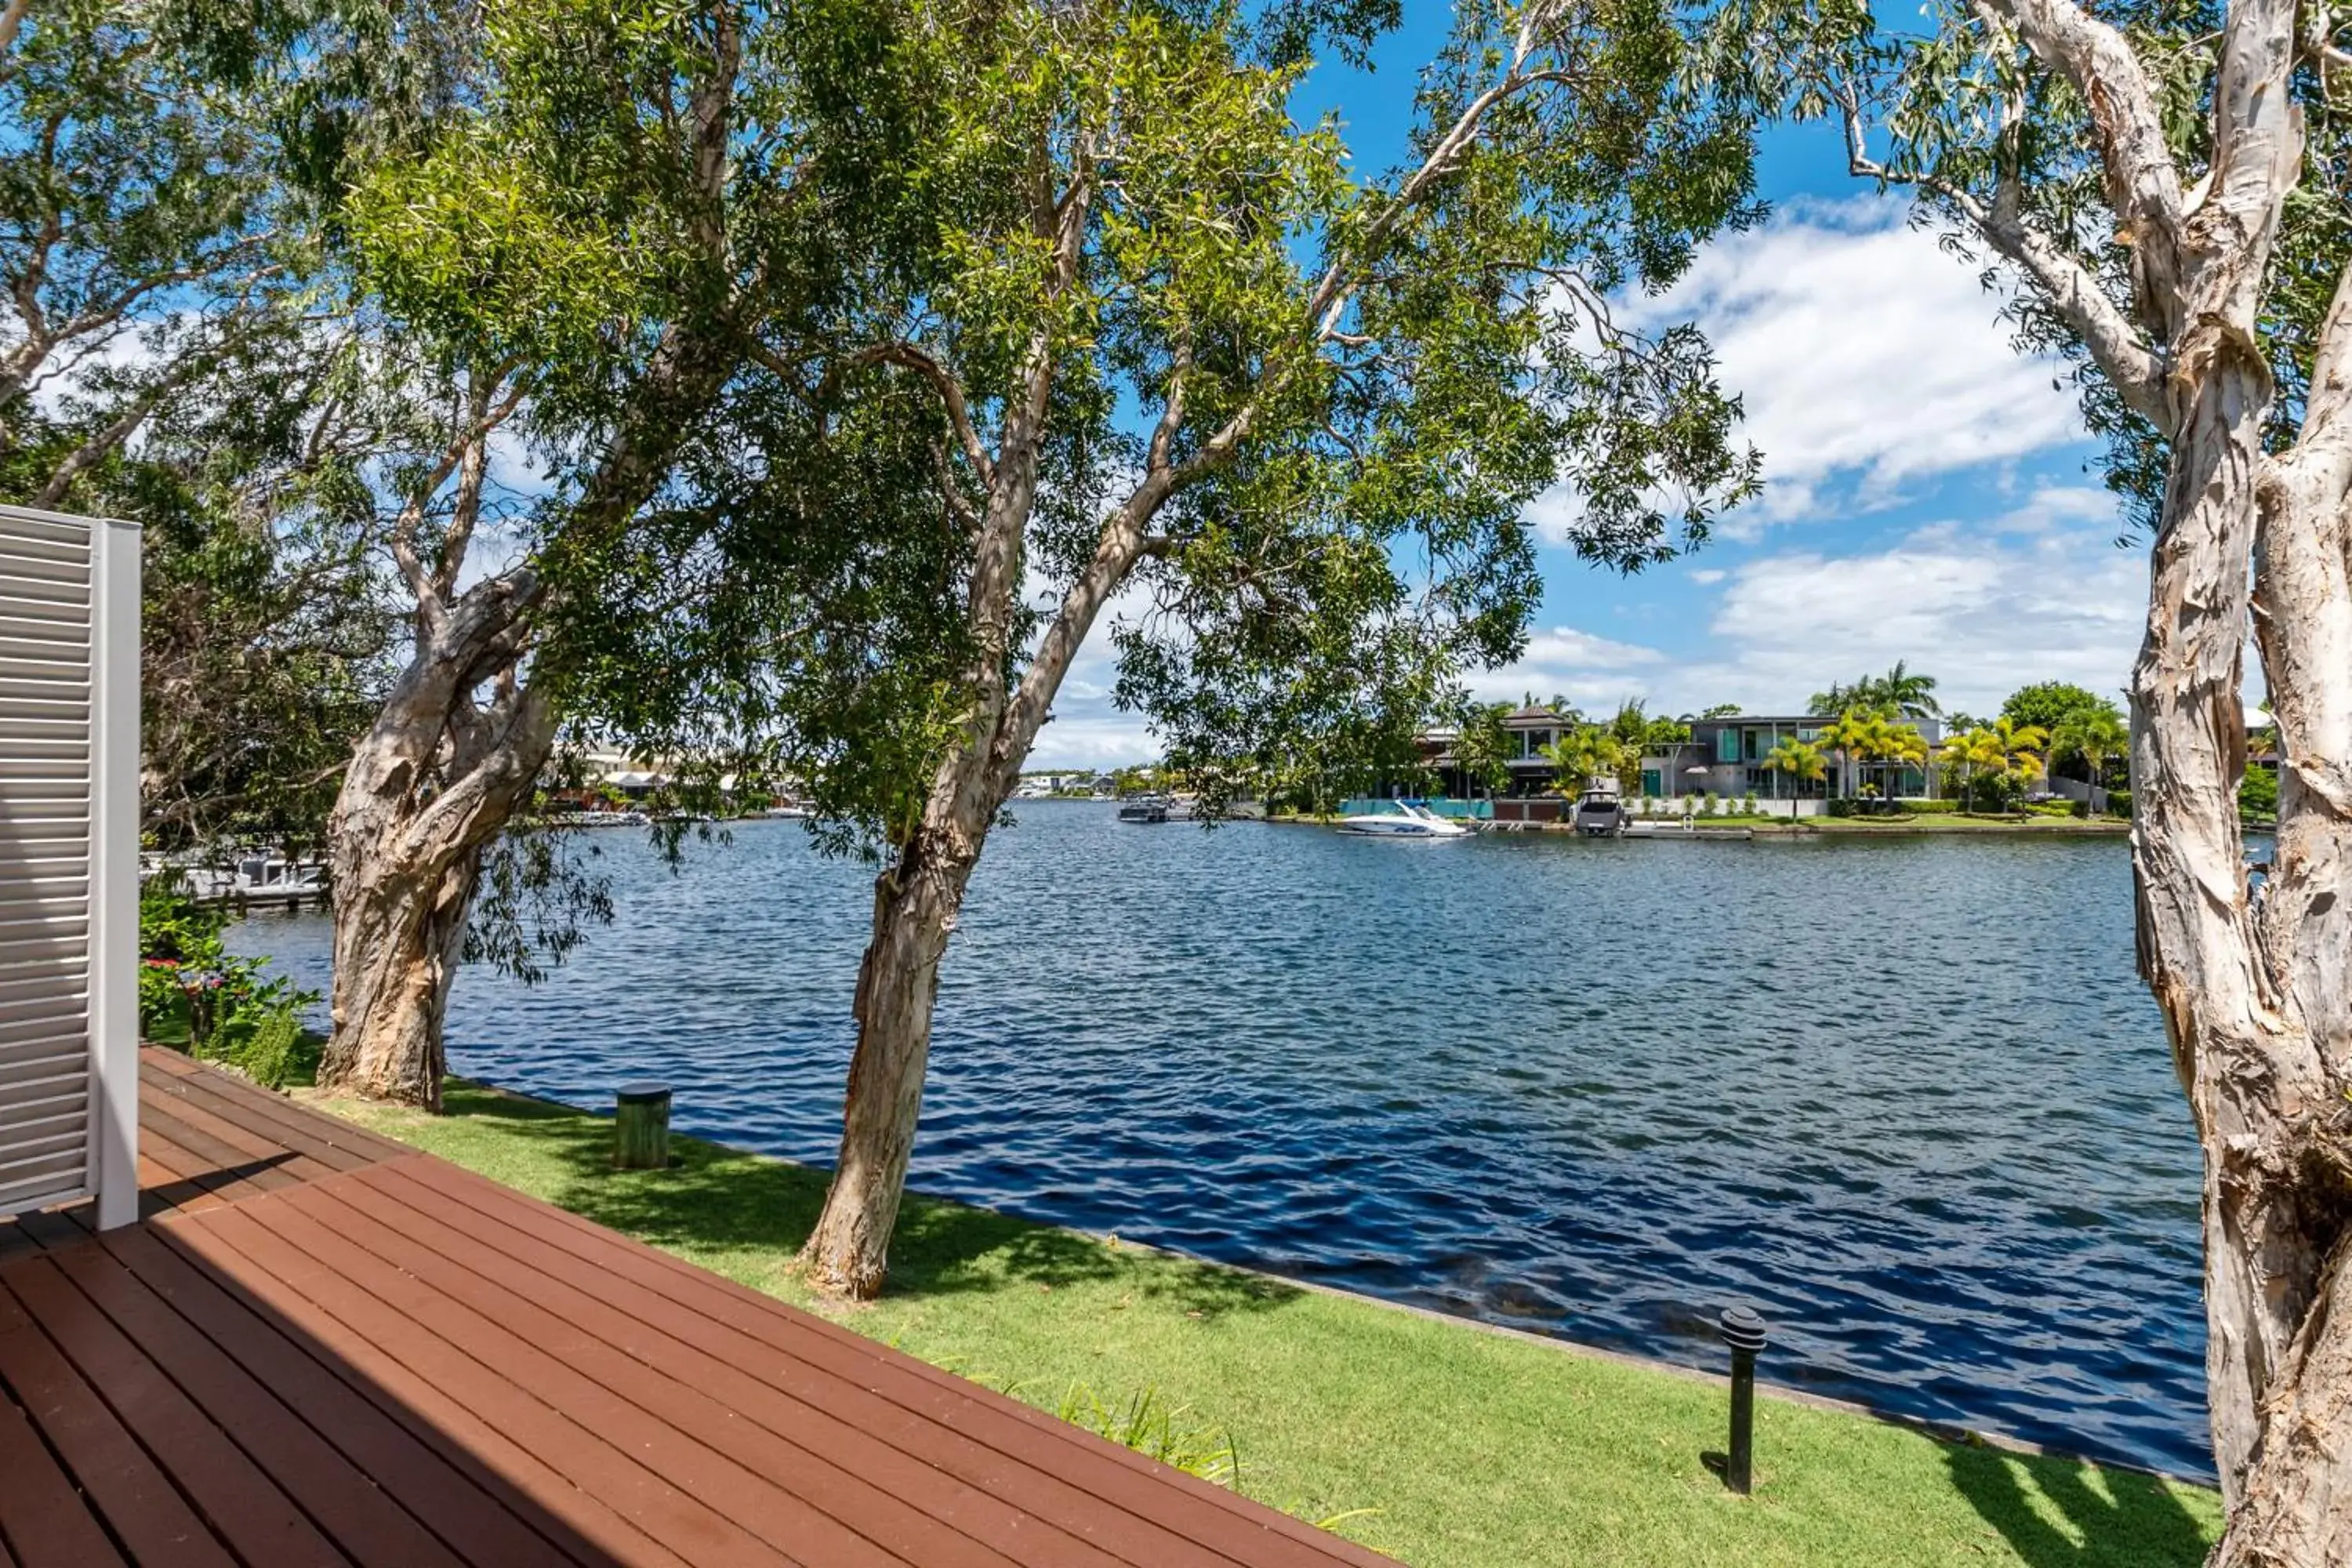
[614,1083,671,1170]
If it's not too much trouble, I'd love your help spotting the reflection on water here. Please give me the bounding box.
[235,806,2209,1477]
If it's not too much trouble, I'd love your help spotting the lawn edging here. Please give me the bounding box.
[311,1074,2222,1568]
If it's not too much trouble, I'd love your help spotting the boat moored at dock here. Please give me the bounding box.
[1338,802,1475,838]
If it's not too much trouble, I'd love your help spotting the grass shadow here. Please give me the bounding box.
[426,1080,1301,1321]
[1944,1441,2216,1567]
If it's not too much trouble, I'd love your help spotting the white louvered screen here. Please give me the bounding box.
[0,505,136,1225]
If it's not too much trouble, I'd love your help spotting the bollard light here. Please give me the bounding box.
[1719,1305,1768,1494]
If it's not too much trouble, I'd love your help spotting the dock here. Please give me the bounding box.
[1,1051,1388,1568]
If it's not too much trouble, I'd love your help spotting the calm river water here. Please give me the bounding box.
[231,806,2209,1478]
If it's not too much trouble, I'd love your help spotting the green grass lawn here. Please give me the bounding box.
[317,1079,2220,1568]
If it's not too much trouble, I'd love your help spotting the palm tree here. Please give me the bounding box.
[1606,700,1655,798]
[2052,707,2127,812]
[1813,709,1883,800]
[1541,726,1625,797]
[1993,717,2051,790]
[1940,720,2049,812]
[1760,736,1826,817]
[1840,713,1918,806]
[1871,660,1942,721]
[1807,662,1941,722]
[1885,722,1930,800]
[1940,727,2006,813]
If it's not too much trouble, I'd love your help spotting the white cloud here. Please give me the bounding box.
[1023,570,1160,768]
[1479,486,2147,720]
[1464,626,1670,708]
[1688,568,1727,585]
[1615,196,2088,530]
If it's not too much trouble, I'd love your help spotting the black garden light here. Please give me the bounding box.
[1719,1305,1769,1494]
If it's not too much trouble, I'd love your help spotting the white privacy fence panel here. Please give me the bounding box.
[0,505,136,1226]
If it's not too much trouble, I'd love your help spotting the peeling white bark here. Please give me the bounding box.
[1926,0,2352,1555]
[318,572,555,1108]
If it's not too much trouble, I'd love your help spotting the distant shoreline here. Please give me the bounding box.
[1270,811,2135,837]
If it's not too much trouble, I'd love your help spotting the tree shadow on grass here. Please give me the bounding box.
[434,1081,1300,1322]
[1944,1442,2216,1568]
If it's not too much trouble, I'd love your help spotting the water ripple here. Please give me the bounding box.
[233,806,2210,1479]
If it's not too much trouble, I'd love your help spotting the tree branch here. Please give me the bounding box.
[29,339,225,507]
[0,0,33,59]
[1145,339,1191,474]
[2303,261,2352,451]
[1977,0,2190,332]
[434,368,532,599]
[856,343,994,487]
[1838,82,2175,435]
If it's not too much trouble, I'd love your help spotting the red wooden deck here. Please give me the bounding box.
[0,1051,1391,1567]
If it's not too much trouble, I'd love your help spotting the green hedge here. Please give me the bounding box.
[1900,798,1961,814]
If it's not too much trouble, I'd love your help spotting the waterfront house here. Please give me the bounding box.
[1420,705,1944,818]
[1642,713,1944,811]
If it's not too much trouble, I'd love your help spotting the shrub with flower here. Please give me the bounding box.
[140,873,319,1087]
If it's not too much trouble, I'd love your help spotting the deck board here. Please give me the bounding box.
[0,1051,1391,1568]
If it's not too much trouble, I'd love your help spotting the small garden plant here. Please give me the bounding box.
[140,872,320,1088]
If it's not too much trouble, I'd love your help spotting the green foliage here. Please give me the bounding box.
[0,0,304,480]
[1048,1383,1242,1492]
[138,873,319,1087]
[0,3,412,855]
[1808,660,1940,720]
[1450,701,1515,799]
[1760,734,1827,797]
[2004,682,2120,742]
[2241,765,2279,822]
[568,0,1777,850]
[465,824,619,985]
[2050,702,2129,800]
[1904,797,1961,814]
[1541,724,1627,793]
[1937,717,2046,812]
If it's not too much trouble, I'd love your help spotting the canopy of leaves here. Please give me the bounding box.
[2002,679,2122,739]
[533,0,1773,848]
[1808,660,1940,720]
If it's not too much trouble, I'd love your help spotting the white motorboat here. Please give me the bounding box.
[1338,802,1474,838]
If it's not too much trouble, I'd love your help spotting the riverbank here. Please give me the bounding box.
[1275,811,2131,835]
[313,1076,2220,1567]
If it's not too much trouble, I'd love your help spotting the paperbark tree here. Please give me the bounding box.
[1777,0,2352,1551]
[316,0,790,1103]
[0,1,306,506]
[773,0,1769,1298]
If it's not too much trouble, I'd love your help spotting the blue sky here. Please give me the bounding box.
[1027,6,2147,765]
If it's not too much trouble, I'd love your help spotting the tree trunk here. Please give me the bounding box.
[317,581,555,1109]
[797,821,983,1297]
[322,844,477,1107]
[2127,303,2352,1561]
[798,402,1168,1294]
